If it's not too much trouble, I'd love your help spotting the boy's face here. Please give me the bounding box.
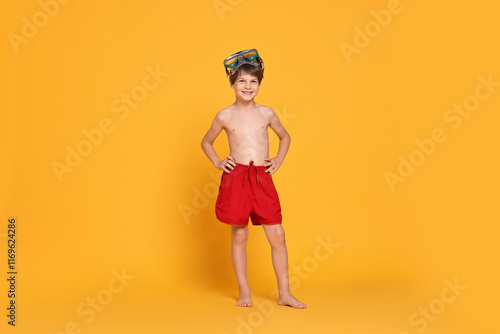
[230,71,260,101]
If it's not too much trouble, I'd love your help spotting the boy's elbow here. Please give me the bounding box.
[201,138,212,149]
[278,136,290,145]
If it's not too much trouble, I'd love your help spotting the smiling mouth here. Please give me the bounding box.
[242,91,253,95]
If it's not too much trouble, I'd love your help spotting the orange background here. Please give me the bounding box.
[1,0,499,333]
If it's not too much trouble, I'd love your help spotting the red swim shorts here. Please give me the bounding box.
[215,160,282,226]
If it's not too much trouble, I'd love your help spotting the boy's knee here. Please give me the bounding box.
[232,227,248,244]
[277,234,286,246]
[270,227,286,245]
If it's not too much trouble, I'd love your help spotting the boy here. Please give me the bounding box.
[201,49,306,309]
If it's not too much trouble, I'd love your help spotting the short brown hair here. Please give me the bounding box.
[229,63,264,85]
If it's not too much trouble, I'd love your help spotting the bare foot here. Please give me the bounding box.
[278,293,307,309]
[236,296,252,307]
[236,287,252,307]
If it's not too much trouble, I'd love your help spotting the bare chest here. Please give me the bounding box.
[225,115,269,138]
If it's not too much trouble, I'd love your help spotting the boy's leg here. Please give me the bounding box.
[231,225,252,307]
[262,224,306,309]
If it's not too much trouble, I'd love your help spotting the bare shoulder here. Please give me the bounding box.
[214,105,234,124]
[256,104,277,119]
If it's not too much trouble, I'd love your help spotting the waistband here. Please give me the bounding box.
[234,160,267,170]
[234,160,266,185]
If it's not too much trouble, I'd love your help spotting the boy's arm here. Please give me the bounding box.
[265,109,291,175]
[201,112,236,173]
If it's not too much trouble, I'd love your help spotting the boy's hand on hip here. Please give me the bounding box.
[264,157,283,175]
[218,156,236,173]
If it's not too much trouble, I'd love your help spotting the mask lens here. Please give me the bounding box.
[242,51,258,60]
[224,57,239,67]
